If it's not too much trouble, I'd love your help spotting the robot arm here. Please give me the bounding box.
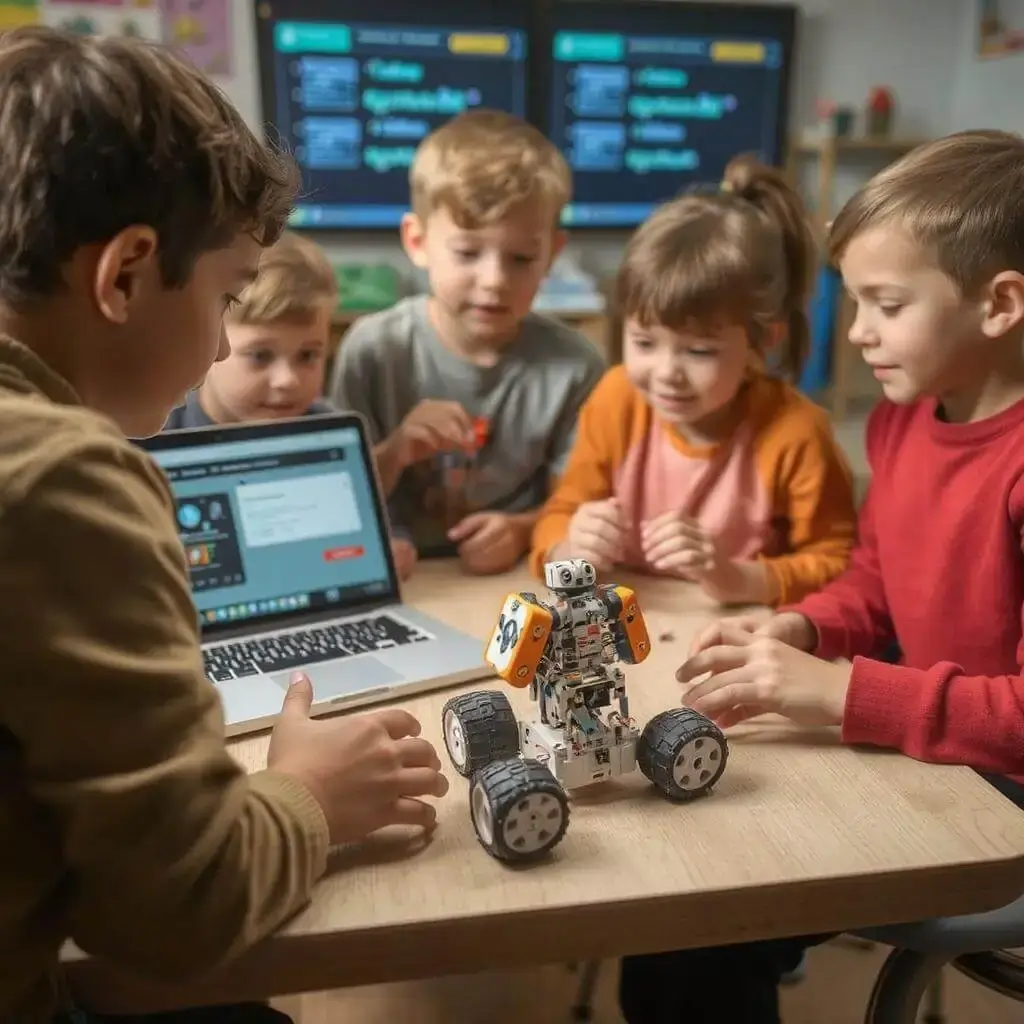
[484,591,557,688]
[598,583,652,665]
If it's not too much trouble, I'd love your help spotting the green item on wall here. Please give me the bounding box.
[334,264,402,312]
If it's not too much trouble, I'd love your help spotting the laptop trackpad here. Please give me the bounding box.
[269,657,403,702]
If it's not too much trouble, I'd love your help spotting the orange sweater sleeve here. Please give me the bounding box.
[529,366,639,577]
[753,385,858,605]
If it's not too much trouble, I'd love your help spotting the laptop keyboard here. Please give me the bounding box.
[203,613,430,681]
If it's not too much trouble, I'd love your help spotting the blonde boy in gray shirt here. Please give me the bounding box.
[330,110,605,575]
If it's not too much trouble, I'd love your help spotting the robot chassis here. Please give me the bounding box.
[441,559,729,863]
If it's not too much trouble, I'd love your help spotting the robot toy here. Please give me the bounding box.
[441,559,729,863]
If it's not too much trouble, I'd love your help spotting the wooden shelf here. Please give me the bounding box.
[792,136,929,156]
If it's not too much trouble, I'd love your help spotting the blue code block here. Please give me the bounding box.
[568,121,626,172]
[298,56,359,112]
[569,63,629,118]
[303,117,363,170]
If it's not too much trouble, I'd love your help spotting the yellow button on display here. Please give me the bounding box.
[449,33,510,55]
[710,41,766,63]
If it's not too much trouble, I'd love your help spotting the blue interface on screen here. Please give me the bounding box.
[150,428,391,628]
[549,31,785,228]
[267,21,528,229]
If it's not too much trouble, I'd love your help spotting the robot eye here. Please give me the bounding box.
[560,569,572,583]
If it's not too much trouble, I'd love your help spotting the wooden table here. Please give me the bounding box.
[67,562,1024,1013]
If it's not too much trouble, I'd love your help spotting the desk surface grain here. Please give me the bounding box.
[69,561,1024,1011]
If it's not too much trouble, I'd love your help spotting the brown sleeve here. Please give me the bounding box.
[1,440,329,981]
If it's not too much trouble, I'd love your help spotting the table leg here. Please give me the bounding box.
[864,948,951,1024]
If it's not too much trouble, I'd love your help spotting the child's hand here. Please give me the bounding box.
[566,498,626,571]
[641,511,773,604]
[267,674,449,844]
[396,399,475,466]
[390,537,417,580]
[675,623,849,729]
[689,612,818,657]
[449,511,524,575]
[640,509,714,577]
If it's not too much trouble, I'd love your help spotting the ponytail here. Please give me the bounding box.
[722,154,818,380]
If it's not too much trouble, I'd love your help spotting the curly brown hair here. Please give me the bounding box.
[0,26,300,308]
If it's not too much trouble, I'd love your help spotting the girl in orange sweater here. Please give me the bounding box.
[531,156,857,607]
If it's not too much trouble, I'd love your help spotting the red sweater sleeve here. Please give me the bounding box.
[840,463,1024,778]
[841,657,1024,776]
[782,404,896,661]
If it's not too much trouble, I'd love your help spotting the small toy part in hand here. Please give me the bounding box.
[390,536,418,581]
[396,399,476,467]
[688,611,818,657]
[675,622,850,729]
[267,673,449,844]
[449,511,525,575]
[566,497,627,571]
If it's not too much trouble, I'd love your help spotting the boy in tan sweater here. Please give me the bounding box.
[0,27,447,1024]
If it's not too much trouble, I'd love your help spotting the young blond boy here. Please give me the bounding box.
[329,109,606,575]
[618,129,1024,1024]
[165,231,336,429]
[164,231,417,578]
[0,27,446,1024]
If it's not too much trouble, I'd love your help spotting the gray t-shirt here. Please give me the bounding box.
[329,295,606,555]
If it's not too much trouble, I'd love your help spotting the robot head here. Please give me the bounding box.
[544,558,597,594]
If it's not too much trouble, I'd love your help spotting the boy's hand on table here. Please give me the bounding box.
[449,511,525,575]
[565,498,627,572]
[675,621,849,729]
[267,674,449,844]
[689,611,818,656]
[390,536,418,580]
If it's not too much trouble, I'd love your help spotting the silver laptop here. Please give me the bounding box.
[139,413,490,737]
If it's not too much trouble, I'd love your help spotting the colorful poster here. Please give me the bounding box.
[977,0,1024,58]
[44,0,159,37]
[159,0,230,75]
[0,0,39,30]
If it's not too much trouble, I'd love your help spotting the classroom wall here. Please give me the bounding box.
[948,0,1024,134]
[217,1,962,283]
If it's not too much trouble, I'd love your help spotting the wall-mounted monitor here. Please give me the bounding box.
[254,0,535,230]
[539,1,797,229]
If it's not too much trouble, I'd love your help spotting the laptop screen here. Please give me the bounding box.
[139,415,397,636]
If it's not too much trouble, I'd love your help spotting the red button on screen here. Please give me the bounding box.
[323,545,364,562]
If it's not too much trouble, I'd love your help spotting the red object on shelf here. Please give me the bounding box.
[867,86,894,114]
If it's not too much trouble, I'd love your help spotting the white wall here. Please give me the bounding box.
[949,0,1024,133]
[216,1,962,282]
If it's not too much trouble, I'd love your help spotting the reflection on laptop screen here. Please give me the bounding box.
[150,427,392,629]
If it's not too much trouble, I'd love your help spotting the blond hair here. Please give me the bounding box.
[227,232,336,326]
[616,154,817,379]
[0,26,298,308]
[410,109,571,227]
[829,130,1024,291]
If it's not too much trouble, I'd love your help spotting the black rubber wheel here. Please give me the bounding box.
[441,690,520,778]
[469,757,570,862]
[637,707,728,801]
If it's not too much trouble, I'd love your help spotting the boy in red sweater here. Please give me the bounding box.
[620,129,1024,1024]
